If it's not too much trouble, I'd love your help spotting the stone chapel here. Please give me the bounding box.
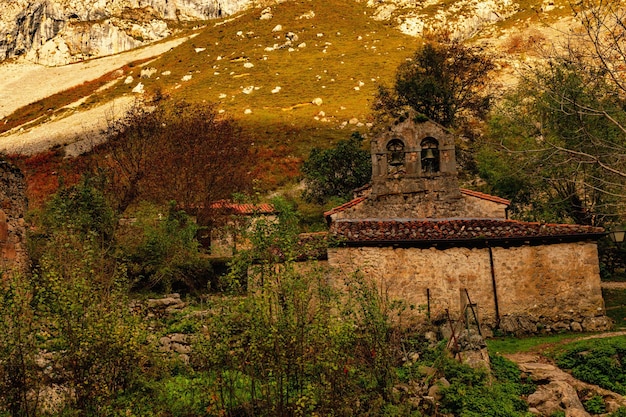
[324,118,611,335]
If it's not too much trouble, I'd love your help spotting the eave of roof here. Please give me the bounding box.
[323,189,510,219]
[459,188,511,206]
[323,196,367,217]
[330,218,604,248]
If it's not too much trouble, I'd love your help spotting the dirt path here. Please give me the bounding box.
[0,35,194,120]
[0,34,196,155]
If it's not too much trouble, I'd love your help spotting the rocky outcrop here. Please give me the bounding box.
[0,0,251,66]
[367,0,520,40]
[508,352,626,417]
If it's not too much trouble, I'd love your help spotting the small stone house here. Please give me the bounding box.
[324,119,610,335]
[195,200,277,257]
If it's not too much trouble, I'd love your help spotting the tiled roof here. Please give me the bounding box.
[323,196,367,217]
[330,218,604,245]
[207,200,276,215]
[459,188,511,206]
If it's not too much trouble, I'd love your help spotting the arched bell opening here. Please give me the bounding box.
[386,138,406,175]
[421,137,440,174]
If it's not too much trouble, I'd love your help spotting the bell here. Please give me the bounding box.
[389,151,404,166]
[423,148,436,160]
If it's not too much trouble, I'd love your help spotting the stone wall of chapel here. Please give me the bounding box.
[460,195,507,219]
[329,192,507,220]
[327,241,608,334]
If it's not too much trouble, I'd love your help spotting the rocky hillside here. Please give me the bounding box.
[0,0,251,66]
[0,0,579,170]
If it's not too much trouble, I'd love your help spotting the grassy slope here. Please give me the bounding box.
[4,0,576,200]
[88,0,417,186]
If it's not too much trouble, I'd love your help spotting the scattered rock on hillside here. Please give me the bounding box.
[298,10,316,19]
[140,67,157,78]
[260,7,273,20]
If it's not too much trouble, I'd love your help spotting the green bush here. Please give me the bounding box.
[584,395,606,414]
[0,275,39,417]
[434,355,530,417]
[116,202,212,292]
[556,338,626,394]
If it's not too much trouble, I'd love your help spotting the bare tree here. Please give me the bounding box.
[96,99,254,213]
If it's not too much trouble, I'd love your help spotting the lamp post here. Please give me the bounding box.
[608,226,626,245]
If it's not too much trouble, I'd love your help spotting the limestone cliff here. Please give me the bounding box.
[0,0,251,66]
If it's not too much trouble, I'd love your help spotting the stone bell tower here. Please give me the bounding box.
[371,118,460,199]
[325,117,509,221]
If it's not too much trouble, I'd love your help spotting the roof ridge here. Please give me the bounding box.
[459,188,511,206]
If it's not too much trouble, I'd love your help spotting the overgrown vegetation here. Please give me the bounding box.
[2,184,542,416]
[301,132,371,204]
[553,336,626,395]
[4,0,626,415]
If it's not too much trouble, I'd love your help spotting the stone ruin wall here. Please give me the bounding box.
[327,241,610,335]
[0,160,29,276]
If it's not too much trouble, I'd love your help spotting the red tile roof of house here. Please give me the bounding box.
[208,200,276,215]
[330,218,604,245]
[459,188,511,206]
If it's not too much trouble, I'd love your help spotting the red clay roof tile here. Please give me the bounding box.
[459,188,511,206]
[323,196,367,217]
[330,218,604,243]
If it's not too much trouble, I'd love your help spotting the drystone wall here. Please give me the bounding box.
[327,241,610,335]
[0,160,29,275]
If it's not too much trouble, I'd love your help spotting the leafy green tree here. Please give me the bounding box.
[479,58,626,224]
[374,41,494,128]
[301,132,371,204]
[41,175,116,243]
[478,0,626,225]
[27,178,153,414]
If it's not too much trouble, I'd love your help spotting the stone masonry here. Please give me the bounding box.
[324,119,610,335]
[0,160,29,276]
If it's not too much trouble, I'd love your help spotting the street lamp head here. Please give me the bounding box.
[609,226,626,244]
